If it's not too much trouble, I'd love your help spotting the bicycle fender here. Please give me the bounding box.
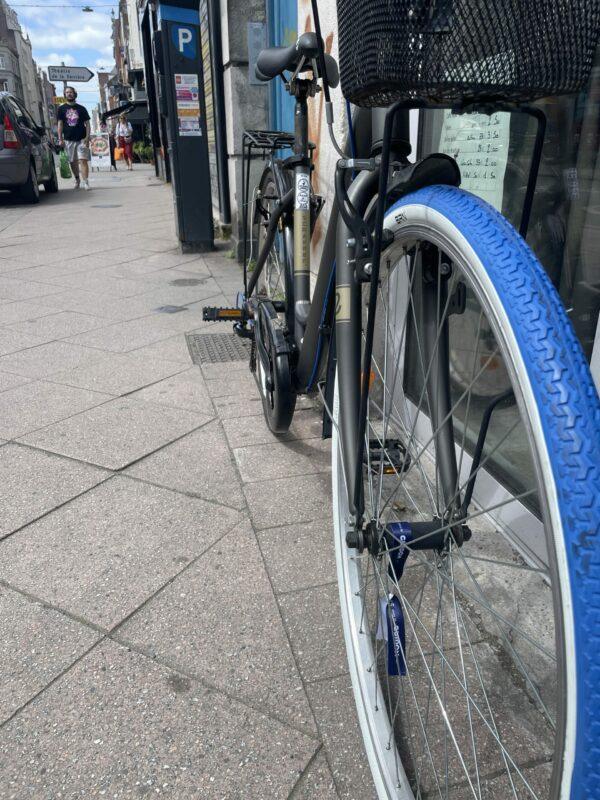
[388,153,461,202]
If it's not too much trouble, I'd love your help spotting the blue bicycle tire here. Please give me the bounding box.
[333,185,600,799]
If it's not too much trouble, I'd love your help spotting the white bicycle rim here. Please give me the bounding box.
[331,198,575,800]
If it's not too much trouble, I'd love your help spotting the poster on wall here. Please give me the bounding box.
[438,110,510,211]
[174,73,202,137]
[89,133,111,171]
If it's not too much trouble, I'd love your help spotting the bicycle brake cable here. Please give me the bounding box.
[310,0,346,158]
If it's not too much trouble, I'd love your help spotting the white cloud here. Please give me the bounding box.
[16,3,113,50]
[36,53,76,67]
[31,25,112,51]
[8,0,117,115]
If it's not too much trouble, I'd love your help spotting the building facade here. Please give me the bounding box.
[0,0,54,129]
[0,43,21,96]
[38,69,56,133]
[97,70,114,120]
[131,0,600,395]
[13,31,38,120]
[0,0,25,101]
[101,1,149,139]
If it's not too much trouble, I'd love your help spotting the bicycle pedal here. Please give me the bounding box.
[202,306,244,322]
[364,438,410,474]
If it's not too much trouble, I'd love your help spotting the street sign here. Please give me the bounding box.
[53,96,66,105]
[47,66,94,83]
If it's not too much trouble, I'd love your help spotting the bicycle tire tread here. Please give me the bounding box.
[389,185,600,799]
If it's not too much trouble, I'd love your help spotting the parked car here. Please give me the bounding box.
[0,91,58,203]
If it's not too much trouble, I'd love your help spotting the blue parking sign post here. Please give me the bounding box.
[156,0,213,252]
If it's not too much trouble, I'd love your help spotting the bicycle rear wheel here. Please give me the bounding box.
[332,186,600,799]
[253,167,293,307]
[250,167,296,433]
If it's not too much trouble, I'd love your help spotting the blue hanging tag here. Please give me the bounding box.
[386,521,412,580]
[387,594,407,676]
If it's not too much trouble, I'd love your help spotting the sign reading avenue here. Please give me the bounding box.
[47,65,94,83]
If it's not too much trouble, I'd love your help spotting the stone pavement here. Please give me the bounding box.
[0,168,375,799]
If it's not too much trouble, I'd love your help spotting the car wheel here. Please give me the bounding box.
[43,158,59,194]
[18,162,40,204]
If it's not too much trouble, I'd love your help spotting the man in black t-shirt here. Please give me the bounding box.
[57,86,91,190]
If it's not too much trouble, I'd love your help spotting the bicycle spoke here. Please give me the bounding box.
[457,602,520,799]
[452,309,485,508]
[449,542,556,727]
[385,528,556,665]
[384,490,537,557]
[448,543,482,798]
[372,559,445,798]
[393,581,480,797]
[377,347,503,520]
[453,552,549,577]
[395,583,545,798]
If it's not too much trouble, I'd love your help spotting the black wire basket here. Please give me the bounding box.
[336,0,600,107]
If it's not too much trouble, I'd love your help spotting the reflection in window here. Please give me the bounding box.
[411,50,600,511]
[403,262,538,515]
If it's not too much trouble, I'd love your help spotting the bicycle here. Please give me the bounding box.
[204,1,600,796]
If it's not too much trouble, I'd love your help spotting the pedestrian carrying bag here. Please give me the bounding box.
[59,150,71,179]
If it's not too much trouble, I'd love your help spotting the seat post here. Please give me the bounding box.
[292,80,312,342]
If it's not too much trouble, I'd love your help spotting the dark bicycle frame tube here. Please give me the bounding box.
[246,188,294,298]
[294,193,339,390]
[334,167,380,516]
[421,254,458,511]
[295,106,408,391]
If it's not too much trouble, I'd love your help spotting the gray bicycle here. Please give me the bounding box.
[204,1,600,796]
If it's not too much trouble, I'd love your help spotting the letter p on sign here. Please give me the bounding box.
[178,28,192,51]
[172,24,197,59]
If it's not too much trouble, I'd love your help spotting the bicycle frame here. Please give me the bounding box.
[246,103,405,374]
[245,85,546,533]
[246,98,411,512]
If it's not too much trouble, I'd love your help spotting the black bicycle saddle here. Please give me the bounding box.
[256,32,339,87]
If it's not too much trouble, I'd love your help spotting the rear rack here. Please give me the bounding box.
[242,129,295,152]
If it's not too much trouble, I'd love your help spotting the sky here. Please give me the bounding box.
[8,0,119,113]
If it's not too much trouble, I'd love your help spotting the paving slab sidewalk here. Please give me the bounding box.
[0,169,374,799]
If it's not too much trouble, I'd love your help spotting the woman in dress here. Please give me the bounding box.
[115,114,134,171]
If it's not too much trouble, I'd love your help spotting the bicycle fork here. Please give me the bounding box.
[335,181,461,547]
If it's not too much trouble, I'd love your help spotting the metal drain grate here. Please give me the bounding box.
[186,332,250,364]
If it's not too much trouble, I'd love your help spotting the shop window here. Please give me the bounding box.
[419,48,600,363]
[409,46,600,514]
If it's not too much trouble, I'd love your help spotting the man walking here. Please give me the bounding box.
[57,87,91,190]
